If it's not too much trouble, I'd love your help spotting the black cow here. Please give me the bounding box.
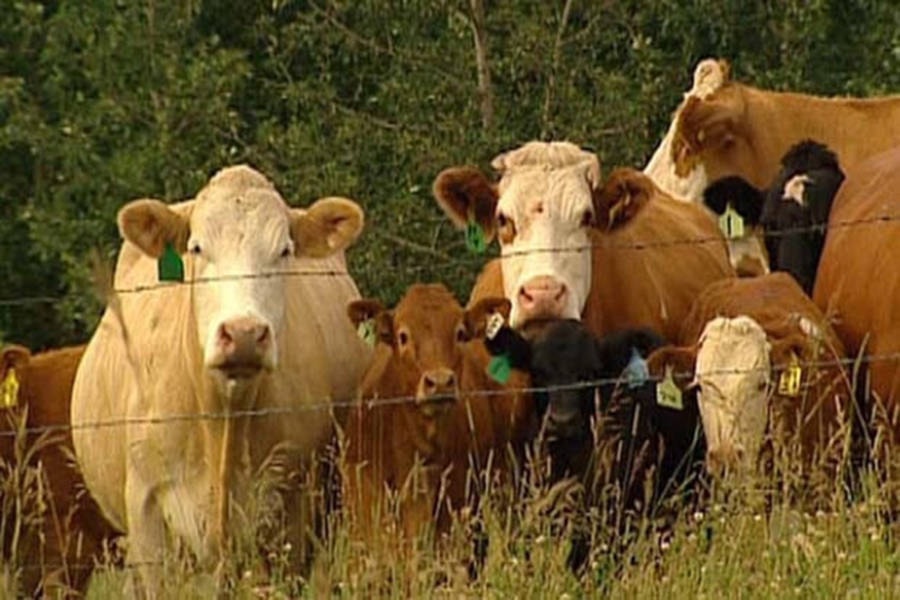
[703,139,844,293]
[485,319,706,570]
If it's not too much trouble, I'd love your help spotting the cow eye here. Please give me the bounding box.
[496,212,517,244]
[455,325,469,343]
[397,330,409,347]
[189,242,202,255]
[280,246,292,259]
[580,210,594,227]
[497,213,508,228]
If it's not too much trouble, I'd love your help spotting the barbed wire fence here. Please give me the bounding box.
[2,209,900,585]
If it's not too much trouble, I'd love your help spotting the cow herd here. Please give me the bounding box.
[2,57,900,596]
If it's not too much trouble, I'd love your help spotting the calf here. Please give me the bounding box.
[343,284,532,552]
[703,140,844,293]
[485,320,706,568]
[0,345,120,597]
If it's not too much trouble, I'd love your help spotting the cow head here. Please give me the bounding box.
[643,58,731,201]
[118,165,364,380]
[435,142,614,327]
[760,140,844,294]
[348,284,510,415]
[702,175,770,276]
[692,316,772,475]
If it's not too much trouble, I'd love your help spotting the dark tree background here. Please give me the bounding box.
[1,0,898,349]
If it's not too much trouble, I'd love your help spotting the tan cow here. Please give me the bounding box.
[814,145,900,477]
[433,141,733,341]
[70,165,371,594]
[0,345,119,597]
[644,57,900,205]
[652,274,851,494]
[343,284,532,552]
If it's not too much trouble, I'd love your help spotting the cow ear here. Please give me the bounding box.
[118,199,191,258]
[0,344,30,381]
[673,93,743,176]
[646,345,698,388]
[464,297,512,339]
[433,166,498,241]
[593,168,654,230]
[347,299,394,346]
[292,197,364,259]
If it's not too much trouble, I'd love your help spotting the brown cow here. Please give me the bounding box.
[434,141,734,341]
[644,58,900,205]
[652,274,851,496]
[342,284,532,554]
[0,345,119,597]
[814,145,900,477]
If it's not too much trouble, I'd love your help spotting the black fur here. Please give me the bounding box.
[703,175,765,225]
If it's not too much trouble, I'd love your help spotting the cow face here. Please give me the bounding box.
[643,58,731,202]
[118,165,364,380]
[435,142,602,327]
[348,285,510,414]
[694,316,771,474]
[702,175,770,276]
[760,141,844,294]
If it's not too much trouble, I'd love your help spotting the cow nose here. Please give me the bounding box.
[214,317,271,376]
[518,276,568,320]
[706,445,745,476]
[545,408,587,441]
[417,368,457,406]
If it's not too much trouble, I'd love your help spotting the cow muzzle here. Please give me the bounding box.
[416,368,458,413]
[209,316,274,378]
[517,275,569,322]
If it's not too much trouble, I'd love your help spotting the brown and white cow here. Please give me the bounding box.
[0,345,119,597]
[652,274,851,492]
[433,141,734,341]
[70,165,371,594]
[644,57,900,205]
[342,284,532,549]
[814,145,900,476]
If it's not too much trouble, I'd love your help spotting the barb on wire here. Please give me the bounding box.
[1,349,898,440]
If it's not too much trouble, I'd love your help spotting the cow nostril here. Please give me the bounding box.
[554,284,567,301]
[256,325,270,346]
[218,324,233,345]
[424,375,436,390]
[519,287,534,303]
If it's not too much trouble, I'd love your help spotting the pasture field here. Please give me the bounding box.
[3,419,899,599]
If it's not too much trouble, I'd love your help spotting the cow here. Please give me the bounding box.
[484,319,705,571]
[70,165,372,594]
[655,274,851,498]
[814,145,900,480]
[433,140,734,341]
[701,175,769,277]
[643,57,900,205]
[342,284,532,560]
[0,345,119,597]
[703,140,845,293]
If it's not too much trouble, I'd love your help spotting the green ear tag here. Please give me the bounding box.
[718,203,745,239]
[158,242,184,282]
[656,365,683,411]
[487,354,511,384]
[357,319,376,348]
[465,221,487,254]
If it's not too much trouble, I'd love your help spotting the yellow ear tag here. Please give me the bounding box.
[718,203,745,239]
[656,365,683,411]
[778,354,802,397]
[357,319,376,348]
[0,368,20,409]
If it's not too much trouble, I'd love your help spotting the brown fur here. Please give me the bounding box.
[343,285,533,549]
[673,77,900,191]
[814,145,900,473]
[0,345,120,597]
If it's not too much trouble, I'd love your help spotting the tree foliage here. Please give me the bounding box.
[1,0,898,349]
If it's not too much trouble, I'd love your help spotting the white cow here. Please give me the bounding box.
[71,165,371,593]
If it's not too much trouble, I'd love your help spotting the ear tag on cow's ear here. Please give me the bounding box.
[485,312,505,341]
[158,242,184,283]
[465,221,487,255]
[625,348,649,389]
[487,354,512,384]
[0,368,19,409]
[357,318,377,348]
[656,365,683,411]
[777,353,802,397]
[718,203,745,239]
